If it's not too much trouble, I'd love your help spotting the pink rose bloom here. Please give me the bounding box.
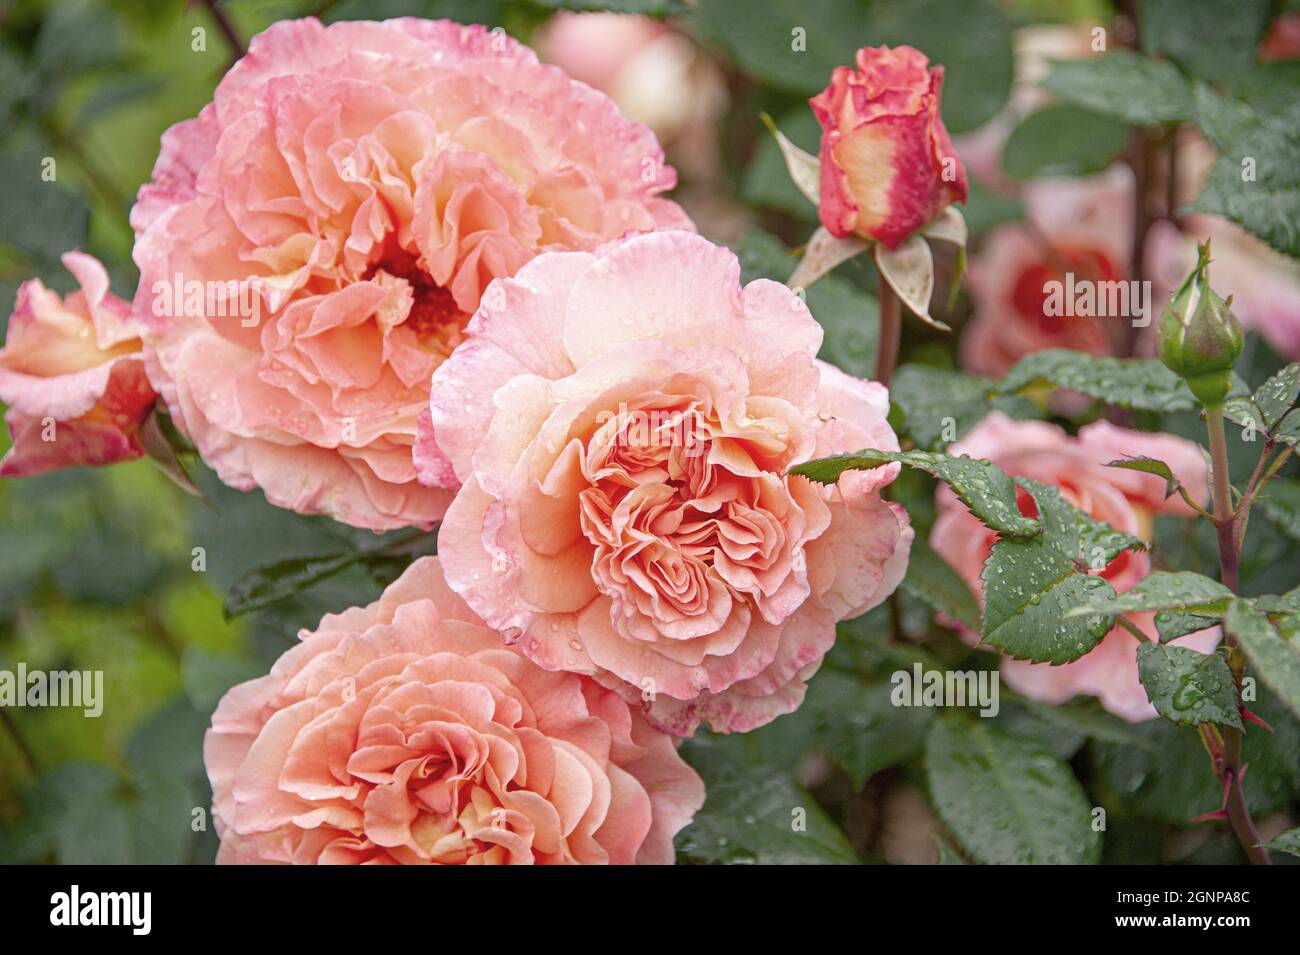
[930,412,1220,722]
[131,17,690,532]
[1147,216,1300,361]
[0,252,155,477]
[205,556,703,864]
[423,231,912,736]
[961,166,1132,378]
[810,45,967,249]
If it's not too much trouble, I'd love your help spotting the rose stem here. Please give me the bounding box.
[1205,402,1272,865]
[875,282,902,388]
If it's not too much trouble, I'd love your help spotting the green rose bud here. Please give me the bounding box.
[1157,241,1243,406]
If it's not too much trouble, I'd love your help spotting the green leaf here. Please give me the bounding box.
[1225,600,1300,722]
[138,408,207,502]
[1105,456,1182,500]
[997,350,1198,411]
[804,674,934,789]
[1137,643,1242,729]
[1262,827,1300,858]
[890,364,993,450]
[1251,362,1300,429]
[864,0,1014,135]
[925,718,1101,864]
[674,763,858,864]
[901,538,980,630]
[1001,103,1130,180]
[981,479,1144,663]
[1259,478,1300,541]
[1155,610,1221,643]
[224,552,359,618]
[1274,408,1300,447]
[1064,571,1233,620]
[689,0,871,95]
[1223,396,1267,435]
[790,449,1040,538]
[1138,0,1272,87]
[1040,51,1196,125]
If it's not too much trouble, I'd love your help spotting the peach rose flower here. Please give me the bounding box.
[131,17,690,531]
[961,166,1132,378]
[0,252,155,477]
[930,412,1219,722]
[205,556,703,864]
[810,45,967,249]
[422,231,912,736]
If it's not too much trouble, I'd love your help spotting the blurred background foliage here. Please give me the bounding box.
[0,0,1296,864]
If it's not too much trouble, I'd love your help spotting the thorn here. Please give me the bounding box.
[1190,809,1229,824]
[1241,707,1274,733]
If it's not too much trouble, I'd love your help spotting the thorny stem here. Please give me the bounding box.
[875,282,902,388]
[200,0,246,64]
[1204,402,1272,865]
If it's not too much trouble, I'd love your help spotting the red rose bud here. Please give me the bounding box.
[810,45,967,249]
[1157,241,1243,406]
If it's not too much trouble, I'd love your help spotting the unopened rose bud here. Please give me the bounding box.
[1157,241,1243,405]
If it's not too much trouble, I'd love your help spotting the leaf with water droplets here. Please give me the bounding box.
[1274,408,1300,447]
[997,350,1199,411]
[673,757,858,865]
[790,449,1040,537]
[1262,827,1300,858]
[1137,643,1242,729]
[890,364,993,451]
[1155,610,1221,643]
[1252,362,1300,429]
[980,479,1145,663]
[1225,600,1300,722]
[1064,571,1233,620]
[1259,478,1300,542]
[925,717,1100,864]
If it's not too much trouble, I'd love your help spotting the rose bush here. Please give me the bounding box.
[0,252,155,477]
[205,556,703,864]
[131,16,689,531]
[422,231,912,736]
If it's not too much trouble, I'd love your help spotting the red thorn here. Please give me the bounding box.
[1241,707,1275,732]
[1190,809,1229,824]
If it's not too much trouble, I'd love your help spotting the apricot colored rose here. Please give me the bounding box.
[205,557,703,864]
[131,17,689,531]
[424,231,911,735]
[930,412,1220,722]
[0,253,155,477]
[810,45,967,249]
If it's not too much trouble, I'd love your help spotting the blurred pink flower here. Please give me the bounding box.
[811,45,967,249]
[961,167,1132,378]
[930,412,1219,722]
[205,556,704,864]
[424,231,911,736]
[131,17,689,531]
[0,253,155,477]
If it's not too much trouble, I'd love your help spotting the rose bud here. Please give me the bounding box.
[810,45,967,249]
[1157,241,1244,405]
